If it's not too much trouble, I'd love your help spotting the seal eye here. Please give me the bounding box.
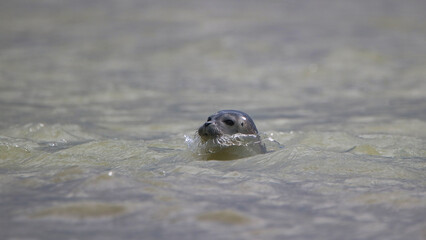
[223,119,234,126]
[207,117,212,121]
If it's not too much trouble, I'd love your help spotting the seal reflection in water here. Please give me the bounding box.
[197,110,266,160]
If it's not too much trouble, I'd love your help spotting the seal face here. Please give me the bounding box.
[197,110,266,160]
[198,110,258,141]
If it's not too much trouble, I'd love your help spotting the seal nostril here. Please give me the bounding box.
[204,122,211,127]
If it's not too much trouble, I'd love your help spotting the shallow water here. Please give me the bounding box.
[1,0,426,239]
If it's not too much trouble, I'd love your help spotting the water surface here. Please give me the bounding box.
[1,0,425,239]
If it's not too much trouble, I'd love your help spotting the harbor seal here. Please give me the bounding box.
[196,110,266,160]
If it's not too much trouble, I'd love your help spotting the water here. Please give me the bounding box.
[1,0,426,239]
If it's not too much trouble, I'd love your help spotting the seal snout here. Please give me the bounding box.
[198,121,217,141]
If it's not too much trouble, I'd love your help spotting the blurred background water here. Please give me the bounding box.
[0,0,425,239]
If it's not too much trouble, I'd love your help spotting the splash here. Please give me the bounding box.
[185,132,283,160]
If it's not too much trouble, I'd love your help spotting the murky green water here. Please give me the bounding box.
[1,0,425,239]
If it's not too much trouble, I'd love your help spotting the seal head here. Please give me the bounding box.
[198,110,259,140]
[197,110,266,160]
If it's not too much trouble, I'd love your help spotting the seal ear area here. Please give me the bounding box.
[237,118,259,134]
